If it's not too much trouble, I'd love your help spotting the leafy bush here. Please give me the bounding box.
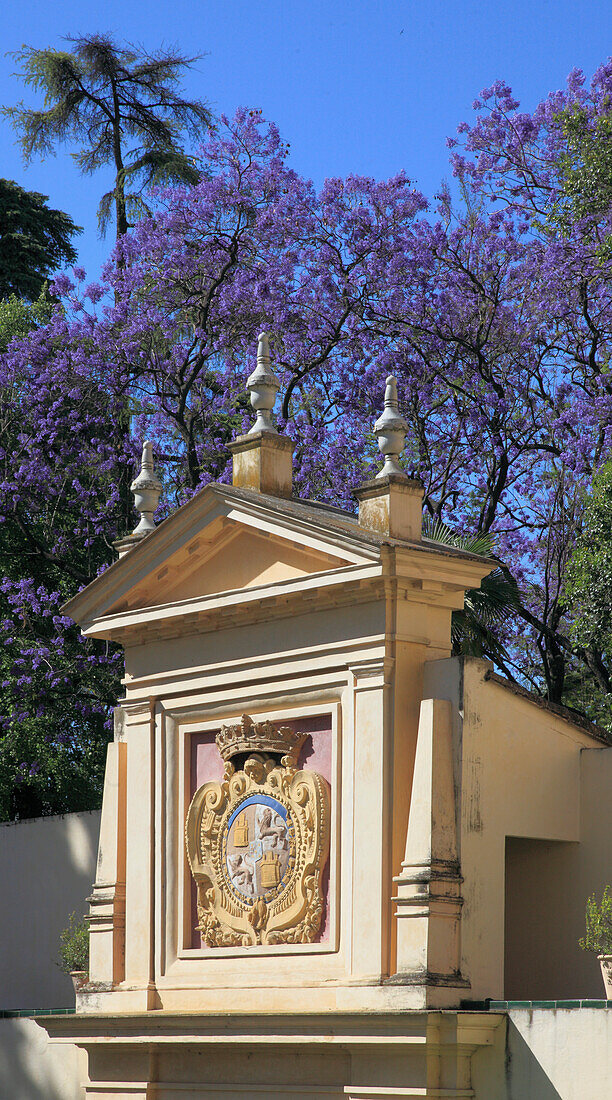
[58,911,89,974]
[580,886,612,955]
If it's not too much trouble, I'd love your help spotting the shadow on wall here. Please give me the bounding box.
[472,1017,563,1100]
[505,736,612,1002]
[0,1019,85,1100]
[0,811,100,1010]
[504,1024,563,1100]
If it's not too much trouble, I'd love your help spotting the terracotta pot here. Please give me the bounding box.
[70,970,88,993]
[598,955,612,997]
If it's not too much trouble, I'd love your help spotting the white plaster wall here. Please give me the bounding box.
[0,812,100,1009]
[0,1019,85,1100]
[473,1008,612,1099]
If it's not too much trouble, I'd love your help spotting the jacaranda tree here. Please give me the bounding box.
[5,61,612,816]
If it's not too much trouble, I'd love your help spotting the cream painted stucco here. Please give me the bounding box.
[423,657,612,1002]
[34,468,612,1098]
[159,528,348,603]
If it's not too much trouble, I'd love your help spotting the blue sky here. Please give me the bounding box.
[2,0,612,279]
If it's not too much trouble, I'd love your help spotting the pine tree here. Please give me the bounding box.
[3,34,214,239]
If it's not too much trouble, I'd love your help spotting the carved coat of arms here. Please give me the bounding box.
[185,716,330,946]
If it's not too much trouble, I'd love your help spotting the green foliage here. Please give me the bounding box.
[562,462,612,728]
[560,106,612,219]
[0,290,55,351]
[557,660,612,731]
[423,519,495,558]
[58,911,89,974]
[0,179,80,300]
[3,34,213,238]
[0,505,122,821]
[580,886,612,954]
[545,104,612,262]
[423,520,522,662]
[0,713,113,823]
[0,458,123,821]
[566,461,612,652]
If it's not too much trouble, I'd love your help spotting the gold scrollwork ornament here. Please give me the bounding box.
[185,719,330,948]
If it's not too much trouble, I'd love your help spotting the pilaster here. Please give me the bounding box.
[349,657,394,979]
[122,699,158,1010]
[390,699,468,1004]
[87,733,126,987]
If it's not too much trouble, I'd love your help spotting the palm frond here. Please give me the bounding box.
[423,517,494,558]
[423,518,522,661]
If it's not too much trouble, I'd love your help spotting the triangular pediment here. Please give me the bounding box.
[64,483,381,634]
[122,521,349,610]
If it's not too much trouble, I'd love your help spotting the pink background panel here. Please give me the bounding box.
[189,713,333,948]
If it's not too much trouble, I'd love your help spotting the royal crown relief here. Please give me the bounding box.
[185,715,331,947]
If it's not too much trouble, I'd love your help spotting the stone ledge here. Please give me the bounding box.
[462,998,612,1010]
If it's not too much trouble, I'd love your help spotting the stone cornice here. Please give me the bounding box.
[38,1008,503,1048]
[78,541,490,644]
[82,566,385,643]
[63,483,492,635]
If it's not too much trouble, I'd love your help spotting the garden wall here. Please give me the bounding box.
[473,1006,612,1098]
[0,810,100,1010]
[0,1018,86,1100]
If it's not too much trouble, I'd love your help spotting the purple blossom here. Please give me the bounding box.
[1,87,612,792]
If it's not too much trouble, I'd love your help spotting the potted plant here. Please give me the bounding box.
[58,911,89,993]
[580,886,612,996]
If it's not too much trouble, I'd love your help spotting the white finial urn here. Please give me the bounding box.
[247,333,281,434]
[374,376,409,478]
[130,441,162,535]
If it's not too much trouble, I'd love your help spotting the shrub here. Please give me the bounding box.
[58,911,89,974]
[580,886,612,955]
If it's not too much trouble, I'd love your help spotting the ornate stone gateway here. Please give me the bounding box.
[185,716,330,947]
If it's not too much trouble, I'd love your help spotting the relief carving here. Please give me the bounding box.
[185,716,330,947]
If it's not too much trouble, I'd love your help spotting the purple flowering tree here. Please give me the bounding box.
[0,311,131,817]
[440,65,612,709]
[0,109,429,816]
[4,70,612,816]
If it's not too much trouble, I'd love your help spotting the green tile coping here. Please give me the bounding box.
[0,1008,75,1018]
[462,999,612,1010]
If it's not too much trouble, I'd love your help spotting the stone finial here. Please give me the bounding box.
[228,333,294,498]
[130,441,162,535]
[353,378,422,540]
[246,333,281,434]
[374,376,409,478]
